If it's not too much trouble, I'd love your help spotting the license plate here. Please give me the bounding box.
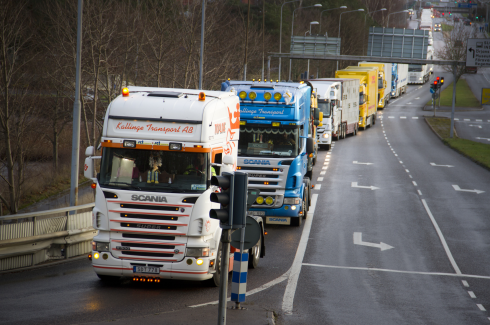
[116,246,130,251]
[133,266,159,274]
[266,217,290,225]
[251,211,265,216]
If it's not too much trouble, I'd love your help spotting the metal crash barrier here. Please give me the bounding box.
[0,203,96,271]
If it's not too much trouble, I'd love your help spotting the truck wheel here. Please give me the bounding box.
[326,144,331,150]
[97,274,121,283]
[291,214,302,227]
[301,198,307,219]
[206,243,222,287]
[372,115,376,125]
[248,234,262,269]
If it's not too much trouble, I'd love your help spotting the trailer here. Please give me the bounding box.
[391,63,408,98]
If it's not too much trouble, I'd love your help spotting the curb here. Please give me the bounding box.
[424,116,458,140]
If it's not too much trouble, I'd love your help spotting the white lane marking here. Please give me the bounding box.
[394,154,398,157]
[464,119,470,121]
[418,190,422,195]
[413,181,418,186]
[353,161,373,165]
[399,161,403,164]
[462,280,469,287]
[317,177,324,182]
[320,171,326,175]
[409,175,413,179]
[303,263,490,280]
[282,194,319,315]
[322,166,328,170]
[190,270,288,307]
[351,182,379,190]
[452,184,485,194]
[412,117,419,119]
[385,137,388,139]
[476,119,482,122]
[405,169,410,173]
[488,120,490,122]
[383,131,386,133]
[401,116,407,119]
[430,162,454,168]
[469,124,482,129]
[407,103,412,105]
[454,118,459,121]
[475,137,490,141]
[387,143,390,145]
[353,232,394,251]
[415,97,420,99]
[314,184,322,190]
[469,291,476,298]
[477,304,486,311]
[389,116,395,119]
[421,199,462,275]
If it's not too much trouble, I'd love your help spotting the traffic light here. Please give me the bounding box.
[442,12,445,16]
[449,12,452,15]
[441,77,444,86]
[209,171,249,229]
[431,80,438,91]
[436,76,440,88]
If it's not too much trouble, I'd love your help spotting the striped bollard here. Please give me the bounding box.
[231,251,248,306]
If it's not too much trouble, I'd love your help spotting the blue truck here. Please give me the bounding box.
[221,80,316,227]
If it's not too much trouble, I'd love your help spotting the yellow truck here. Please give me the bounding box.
[358,62,392,109]
[335,66,378,130]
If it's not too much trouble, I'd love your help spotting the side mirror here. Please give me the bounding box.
[85,146,95,157]
[84,157,95,180]
[306,137,314,154]
[223,155,236,165]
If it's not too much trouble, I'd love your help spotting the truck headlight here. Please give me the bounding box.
[284,198,301,205]
[419,78,422,80]
[186,247,210,257]
[93,242,110,252]
[322,133,329,138]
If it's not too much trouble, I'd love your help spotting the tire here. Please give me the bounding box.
[248,234,262,269]
[97,274,121,283]
[312,155,317,166]
[301,198,307,219]
[372,115,376,126]
[326,144,331,150]
[206,243,222,287]
[303,177,311,207]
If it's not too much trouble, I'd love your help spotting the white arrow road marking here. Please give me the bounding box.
[475,137,490,141]
[452,185,485,194]
[430,162,454,167]
[353,232,394,251]
[469,124,482,128]
[353,161,373,165]
[351,182,379,190]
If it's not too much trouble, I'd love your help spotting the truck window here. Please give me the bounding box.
[378,78,383,89]
[318,101,331,117]
[409,64,423,72]
[359,92,365,105]
[99,148,210,192]
[238,126,299,158]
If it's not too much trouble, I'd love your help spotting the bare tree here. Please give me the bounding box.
[435,22,471,102]
[0,0,37,214]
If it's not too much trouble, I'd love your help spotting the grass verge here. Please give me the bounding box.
[441,24,453,32]
[426,117,490,170]
[426,78,480,107]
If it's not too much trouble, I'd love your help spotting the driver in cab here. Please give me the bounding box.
[184,153,216,176]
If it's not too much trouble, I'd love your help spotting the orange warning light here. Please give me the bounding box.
[199,92,206,101]
[122,87,129,97]
[91,183,96,189]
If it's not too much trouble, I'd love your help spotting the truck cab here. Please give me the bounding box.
[221,81,313,227]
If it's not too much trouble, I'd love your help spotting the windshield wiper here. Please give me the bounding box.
[104,182,141,190]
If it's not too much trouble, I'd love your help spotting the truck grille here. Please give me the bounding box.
[107,199,191,262]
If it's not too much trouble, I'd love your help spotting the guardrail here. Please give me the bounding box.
[0,203,96,272]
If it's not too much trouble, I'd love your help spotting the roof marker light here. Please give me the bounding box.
[122,88,129,97]
[198,92,206,101]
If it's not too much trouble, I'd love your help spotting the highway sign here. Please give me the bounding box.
[482,88,490,104]
[466,39,490,67]
[231,216,261,250]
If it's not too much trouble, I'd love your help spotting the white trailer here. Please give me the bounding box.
[391,63,408,98]
[308,79,360,149]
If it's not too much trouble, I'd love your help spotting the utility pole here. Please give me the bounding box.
[244,0,251,81]
[199,0,205,89]
[262,0,265,80]
[70,0,83,211]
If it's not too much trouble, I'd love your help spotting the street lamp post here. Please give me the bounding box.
[307,21,319,79]
[387,10,409,28]
[289,4,322,81]
[337,9,364,70]
[279,0,302,81]
[364,8,386,55]
[319,6,347,34]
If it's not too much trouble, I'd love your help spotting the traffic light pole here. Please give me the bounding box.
[218,229,232,325]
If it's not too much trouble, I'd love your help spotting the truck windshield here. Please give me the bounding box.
[99,148,209,193]
[409,64,423,72]
[318,101,331,117]
[238,126,299,157]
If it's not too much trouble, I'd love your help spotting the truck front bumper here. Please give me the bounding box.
[92,251,215,281]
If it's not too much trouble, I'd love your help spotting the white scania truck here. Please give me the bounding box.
[84,86,257,286]
[308,79,360,149]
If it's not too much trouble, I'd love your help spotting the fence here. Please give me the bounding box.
[0,203,96,271]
